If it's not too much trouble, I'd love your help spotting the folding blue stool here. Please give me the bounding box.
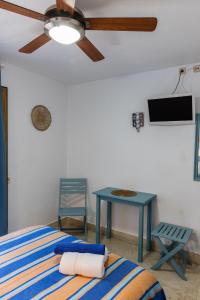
[152,222,193,280]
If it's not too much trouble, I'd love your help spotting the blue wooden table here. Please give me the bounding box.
[93,187,157,262]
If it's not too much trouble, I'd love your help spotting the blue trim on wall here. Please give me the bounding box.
[0,68,8,235]
[194,113,200,181]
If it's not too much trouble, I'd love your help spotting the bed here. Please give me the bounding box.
[0,225,166,300]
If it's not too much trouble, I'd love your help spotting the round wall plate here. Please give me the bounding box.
[31,105,52,131]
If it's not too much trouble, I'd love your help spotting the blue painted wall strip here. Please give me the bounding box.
[0,67,8,236]
[194,113,200,181]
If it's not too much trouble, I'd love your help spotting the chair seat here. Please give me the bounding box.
[152,222,192,244]
[59,207,86,217]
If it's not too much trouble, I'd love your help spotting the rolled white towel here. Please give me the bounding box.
[59,252,105,278]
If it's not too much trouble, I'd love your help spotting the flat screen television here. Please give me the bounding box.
[148,94,195,125]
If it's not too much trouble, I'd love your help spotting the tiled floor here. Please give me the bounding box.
[65,230,200,300]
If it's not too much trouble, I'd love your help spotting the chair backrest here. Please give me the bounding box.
[59,178,87,209]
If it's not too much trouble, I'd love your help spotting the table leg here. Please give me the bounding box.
[138,205,144,263]
[106,201,112,239]
[96,196,101,244]
[147,201,152,251]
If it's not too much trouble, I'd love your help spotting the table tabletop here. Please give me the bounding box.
[93,187,156,206]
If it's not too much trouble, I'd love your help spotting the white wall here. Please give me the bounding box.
[2,64,68,232]
[67,64,200,254]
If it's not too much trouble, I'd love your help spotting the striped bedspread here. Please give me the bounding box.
[0,226,166,300]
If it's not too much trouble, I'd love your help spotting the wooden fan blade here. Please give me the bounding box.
[19,34,51,54]
[56,0,64,10]
[84,17,158,32]
[0,0,46,21]
[56,0,75,14]
[64,0,75,9]
[76,37,104,62]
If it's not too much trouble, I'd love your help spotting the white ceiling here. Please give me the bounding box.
[0,0,200,85]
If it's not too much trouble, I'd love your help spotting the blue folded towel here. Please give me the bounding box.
[54,243,105,256]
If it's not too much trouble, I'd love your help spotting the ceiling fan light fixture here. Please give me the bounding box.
[49,25,80,44]
[44,17,84,45]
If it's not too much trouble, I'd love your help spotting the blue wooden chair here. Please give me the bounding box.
[58,178,87,235]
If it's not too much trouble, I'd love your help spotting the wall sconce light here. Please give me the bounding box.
[132,112,144,132]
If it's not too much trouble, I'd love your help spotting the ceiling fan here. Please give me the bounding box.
[0,0,158,62]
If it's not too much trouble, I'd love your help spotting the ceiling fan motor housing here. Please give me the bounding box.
[44,6,85,43]
[45,5,84,20]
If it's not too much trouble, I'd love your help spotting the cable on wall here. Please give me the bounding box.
[172,70,184,94]
[181,67,194,94]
